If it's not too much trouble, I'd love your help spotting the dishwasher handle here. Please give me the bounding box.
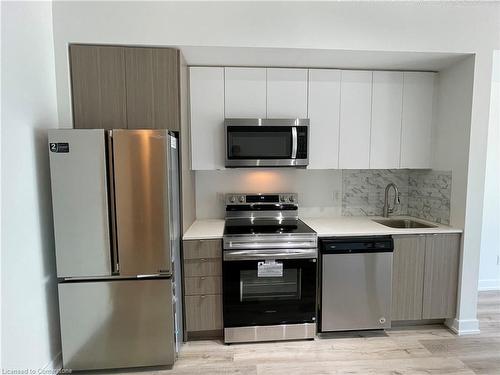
[321,236,393,254]
[321,248,393,254]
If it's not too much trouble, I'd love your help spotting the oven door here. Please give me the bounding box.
[223,254,317,328]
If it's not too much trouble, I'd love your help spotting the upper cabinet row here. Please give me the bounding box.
[189,67,435,170]
[70,45,180,131]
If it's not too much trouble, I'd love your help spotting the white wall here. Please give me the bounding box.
[195,170,342,219]
[432,56,481,332]
[479,51,500,291]
[1,2,61,370]
[433,56,475,229]
[51,1,500,334]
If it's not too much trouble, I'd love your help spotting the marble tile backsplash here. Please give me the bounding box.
[342,169,451,224]
[408,170,452,224]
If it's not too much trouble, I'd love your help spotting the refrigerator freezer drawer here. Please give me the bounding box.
[58,278,175,370]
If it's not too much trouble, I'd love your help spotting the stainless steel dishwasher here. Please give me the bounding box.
[319,236,393,332]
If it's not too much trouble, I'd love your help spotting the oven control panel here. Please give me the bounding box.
[225,193,298,205]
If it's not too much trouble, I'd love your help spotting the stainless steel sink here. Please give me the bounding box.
[373,218,437,229]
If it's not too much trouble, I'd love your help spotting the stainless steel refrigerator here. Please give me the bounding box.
[48,129,182,371]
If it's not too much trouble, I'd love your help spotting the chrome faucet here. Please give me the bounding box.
[383,183,401,218]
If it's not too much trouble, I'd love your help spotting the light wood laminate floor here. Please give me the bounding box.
[123,291,500,375]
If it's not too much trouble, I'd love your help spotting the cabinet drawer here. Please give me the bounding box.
[184,276,222,296]
[183,240,222,259]
[183,258,221,277]
[185,294,222,332]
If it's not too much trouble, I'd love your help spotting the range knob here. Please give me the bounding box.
[289,195,295,203]
[239,196,245,203]
[280,196,286,203]
[230,196,236,203]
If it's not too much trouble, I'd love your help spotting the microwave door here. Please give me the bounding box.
[112,130,171,277]
[224,119,309,167]
[291,127,298,159]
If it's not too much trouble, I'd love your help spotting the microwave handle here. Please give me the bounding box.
[291,127,298,159]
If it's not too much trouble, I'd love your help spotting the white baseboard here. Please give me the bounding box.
[478,278,500,291]
[43,351,62,371]
[445,318,480,335]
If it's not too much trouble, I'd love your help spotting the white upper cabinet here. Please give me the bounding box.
[266,68,308,118]
[308,69,341,169]
[370,71,404,169]
[224,67,266,118]
[338,70,373,169]
[189,67,225,170]
[400,72,435,169]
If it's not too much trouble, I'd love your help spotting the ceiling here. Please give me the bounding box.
[179,45,472,72]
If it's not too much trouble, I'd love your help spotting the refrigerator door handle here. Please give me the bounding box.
[107,130,120,274]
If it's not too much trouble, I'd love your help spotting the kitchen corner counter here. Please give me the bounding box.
[183,219,225,240]
[301,216,463,237]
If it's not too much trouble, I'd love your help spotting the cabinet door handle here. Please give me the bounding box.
[200,277,206,280]
[200,295,206,299]
[200,258,207,262]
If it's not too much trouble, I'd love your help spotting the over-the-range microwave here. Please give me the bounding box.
[225,118,309,168]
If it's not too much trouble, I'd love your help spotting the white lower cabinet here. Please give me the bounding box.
[338,70,372,169]
[307,69,341,169]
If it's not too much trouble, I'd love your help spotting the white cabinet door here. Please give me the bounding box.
[308,69,341,169]
[224,67,266,118]
[400,72,435,169]
[370,71,404,169]
[339,70,373,169]
[189,67,225,170]
[266,68,308,118]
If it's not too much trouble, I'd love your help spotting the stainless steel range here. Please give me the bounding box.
[222,193,318,344]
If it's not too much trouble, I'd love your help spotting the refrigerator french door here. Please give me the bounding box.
[48,129,182,370]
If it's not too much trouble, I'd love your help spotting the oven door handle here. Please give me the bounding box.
[225,241,316,250]
[291,127,298,159]
[223,248,318,261]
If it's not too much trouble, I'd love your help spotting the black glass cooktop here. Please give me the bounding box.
[223,218,316,236]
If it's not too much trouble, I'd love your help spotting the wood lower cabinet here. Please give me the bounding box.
[185,295,223,332]
[183,239,222,259]
[392,235,426,320]
[184,276,222,295]
[183,239,223,339]
[392,233,460,322]
[422,234,460,319]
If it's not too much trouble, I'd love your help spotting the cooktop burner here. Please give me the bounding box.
[223,218,315,236]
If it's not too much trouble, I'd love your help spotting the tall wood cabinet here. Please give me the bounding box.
[70,45,127,129]
[70,45,180,131]
[392,233,460,321]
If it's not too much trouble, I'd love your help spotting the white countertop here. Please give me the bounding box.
[183,219,225,240]
[301,216,462,237]
[182,216,462,240]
